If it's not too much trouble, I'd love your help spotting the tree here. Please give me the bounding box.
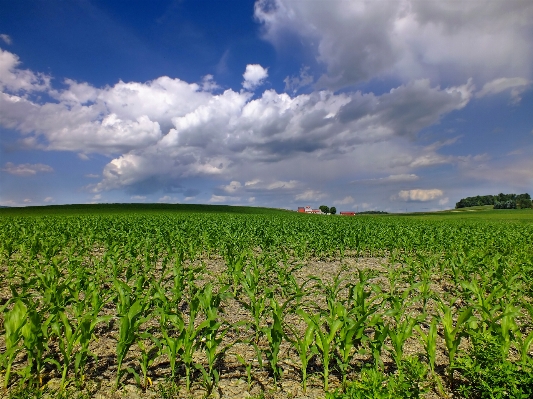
[330,207,337,215]
[319,205,329,214]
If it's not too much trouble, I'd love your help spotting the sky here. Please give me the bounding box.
[1,0,532,212]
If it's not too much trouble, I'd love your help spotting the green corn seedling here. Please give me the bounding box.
[287,311,317,393]
[262,297,285,384]
[2,300,27,388]
[115,298,149,387]
[439,300,473,385]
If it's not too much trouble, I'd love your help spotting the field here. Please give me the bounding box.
[1,204,533,399]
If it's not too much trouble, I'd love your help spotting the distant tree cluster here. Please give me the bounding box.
[455,193,532,209]
[319,205,337,214]
[358,210,389,214]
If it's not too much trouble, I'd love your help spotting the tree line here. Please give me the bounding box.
[455,193,532,209]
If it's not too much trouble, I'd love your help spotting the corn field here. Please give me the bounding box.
[1,212,533,398]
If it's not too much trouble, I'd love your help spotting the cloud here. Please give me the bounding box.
[334,196,355,205]
[209,194,240,203]
[222,180,242,193]
[0,49,51,92]
[131,195,146,200]
[356,174,419,184]
[200,74,220,92]
[242,64,268,90]
[255,0,533,89]
[438,197,449,206]
[1,162,53,176]
[0,49,475,196]
[0,34,12,45]
[85,173,99,178]
[396,189,444,202]
[476,77,531,103]
[284,66,313,93]
[294,190,327,201]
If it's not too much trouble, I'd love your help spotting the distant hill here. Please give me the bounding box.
[0,203,291,216]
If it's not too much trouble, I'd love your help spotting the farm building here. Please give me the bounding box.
[340,211,356,216]
[297,206,323,214]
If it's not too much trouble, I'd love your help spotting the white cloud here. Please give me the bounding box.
[43,196,54,203]
[245,179,261,186]
[222,181,242,193]
[284,66,313,93]
[78,153,90,161]
[249,197,256,203]
[0,49,477,196]
[0,49,50,92]
[209,194,240,203]
[0,34,12,45]
[85,173,99,178]
[476,77,531,103]
[334,196,355,205]
[356,174,419,184]
[23,198,31,203]
[266,180,298,190]
[200,74,220,92]
[131,195,146,201]
[294,190,327,201]
[242,64,269,90]
[438,197,449,206]
[1,162,53,176]
[255,0,533,89]
[397,189,444,202]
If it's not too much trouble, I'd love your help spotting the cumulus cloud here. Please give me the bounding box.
[0,49,476,196]
[0,48,51,92]
[396,189,444,202]
[255,0,533,88]
[1,162,53,176]
[0,34,12,45]
[242,64,269,90]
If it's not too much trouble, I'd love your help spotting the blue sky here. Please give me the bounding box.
[1,0,532,212]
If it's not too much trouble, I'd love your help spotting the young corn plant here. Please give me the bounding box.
[286,312,317,393]
[262,297,286,385]
[415,317,446,395]
[334,303,369,390]
[1,300,27,388]
[239,260,271,344]
[132,332,161,390]
[114,280,150,387]
[195,284,232,395]
[438,299,473,386]
[19,306,51,387]
[299,307,342,392]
